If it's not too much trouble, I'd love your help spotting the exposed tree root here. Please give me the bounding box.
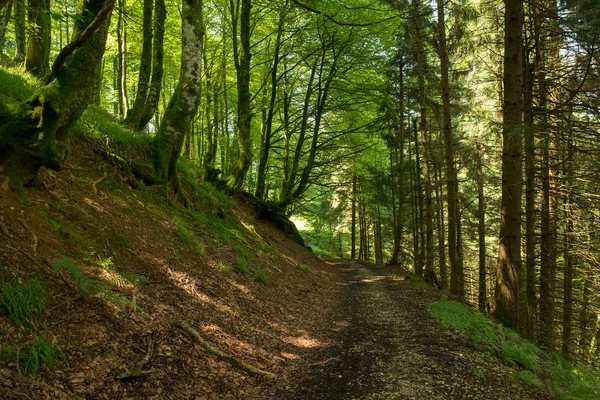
[118,338,155,380]
[176,322,277,380]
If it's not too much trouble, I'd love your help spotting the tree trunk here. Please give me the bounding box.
[13,0,25,62]
[0,0,114,195]
[351,173,357,259]
[255,4,285,199]
[227,0,252,189]
[134,0,203,190]
[25,0,51,76]
[138,0,166,131]
[123,0,153,129]
[477,143,487,313]
[116,0,128,118]
[494,0,523,331]
[390,56,405,266]
[437,0,462,298]
[562,115,574,359]
[0,0,12,59]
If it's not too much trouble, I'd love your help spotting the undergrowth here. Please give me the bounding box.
[2,335,64,375]
[0,278,46,329]
[429,300,600,399]
[52,255,141,312]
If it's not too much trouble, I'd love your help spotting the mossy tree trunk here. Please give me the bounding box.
[25,0,51,76]
[0,0,114,196]
[133,0,203,190]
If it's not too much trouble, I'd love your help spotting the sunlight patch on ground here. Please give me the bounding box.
[281,352,301,360]
[284,332,323,349]
[166,268,235,315]
[84,197,105,213]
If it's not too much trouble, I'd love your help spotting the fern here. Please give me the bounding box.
[52,255,110,297]
[52,255,142,312]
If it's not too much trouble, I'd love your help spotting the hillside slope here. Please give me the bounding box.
[0,140,340,398]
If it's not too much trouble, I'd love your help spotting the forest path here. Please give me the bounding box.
[283,259,547,400]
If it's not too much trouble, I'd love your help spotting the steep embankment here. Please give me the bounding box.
[0,141,340,398]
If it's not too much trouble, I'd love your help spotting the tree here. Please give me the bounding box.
[0,0,115,197]
[494,0,524,331]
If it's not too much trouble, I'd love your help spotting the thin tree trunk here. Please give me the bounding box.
[477,143,487,313]
[124,0,153,129]
[0,0,13,58]
[562,114,574,359]
[227,0,252,189]
[390,56,405,265]
[13,0,25,62]
[25,0,51,76]
[351,174,357,259]
[138,0,166,130]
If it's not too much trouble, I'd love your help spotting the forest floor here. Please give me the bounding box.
[284,259,553,400]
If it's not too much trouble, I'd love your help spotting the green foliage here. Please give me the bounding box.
[297,264,310,273]
[0,67,38,102]
[21,335,64,375]
[174,217,205,256]
[117,271,150,285]
[236,257,251,275]
[321,278,329,285]
[2,335,64,375]
[218,263,233,275]
[108,235,132,256]
[52,255,142,312]
[78,106,153,159]
[255,269,267,285]
[429,301,600,399]
[0,278,46,329]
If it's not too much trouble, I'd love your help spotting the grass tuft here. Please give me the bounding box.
[0,278,46,329]
[255,269,267,285]
[174,217,205,256]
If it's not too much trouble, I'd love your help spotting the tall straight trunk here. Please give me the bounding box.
[351,174,357,259]
[124,0,153,129]
[412,0,433,279]
[390,57,406,265]
[227,0,252,189]
[374,206,383,264]
[202,52,215,174]
[437,0,462,298]
[408,121,420,273]
[13,0,25,62]
[25,0,51,76]
[133,0,204,188]
[256,4,285,198]
[523,45,536,340]
[0,0,12,57]
[562,115,574,359]
[477,144,487,312]
[413,118,424,276]
[494,0,523,331]
[435,161,446,288]
[116,0,128,118]
[138,0,166,130]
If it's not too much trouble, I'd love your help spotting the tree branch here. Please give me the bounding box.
[292,0,395,27]
[45,0,116,84]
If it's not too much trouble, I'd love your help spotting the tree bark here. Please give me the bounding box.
[227,0,252,189]
[133,0,203,190]
[0,0,114,195]
[390,56,405,266]
[13,0,25,62]
[477,142,487,313]
[0,0,12,59]
[138,0,166,130]
[123,0,154,129]
[494,0,523,331]
[25,0,51,76]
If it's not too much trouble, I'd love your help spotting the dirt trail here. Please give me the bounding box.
[283,259,550,400]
